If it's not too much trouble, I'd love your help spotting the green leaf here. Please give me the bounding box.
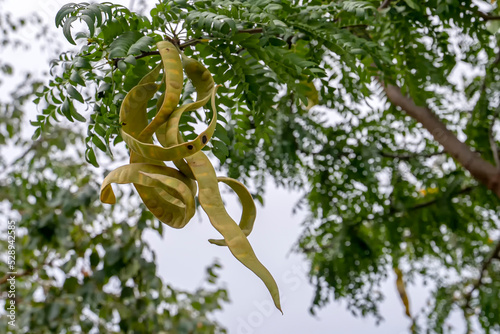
[63,16,78,45]
[117,60,128,72]
[272,19,287,27]
[31,127,41,140]
[92,135,106,152]
[74,57,91,69]
[69,70,86,86]
[127,35,154,55]
[70,104,86,122]
[85,147,99,167]
[90,250,100,268]
[67,85,84,103]
[109,31,142,58]
[63,277,78,294]
[61,98,73,121]
[404,0,421,10]
[80,14,95,37]
[212,139,229,161]
[55,4,76,27]
[123,55,137,65]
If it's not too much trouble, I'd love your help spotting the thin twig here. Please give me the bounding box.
[380,150,445,160]
[238,28,264,34]
[302,185,478,256]
[0,269,33,285]
[341,24,368,30]
[112,28,266,63]
[494,48,500,66]
[463,239,500,310]
[407,186,475,211]
[378,0,392,10]
[112,51,161,65]
[489,108,500,167]
[179,37,211,49]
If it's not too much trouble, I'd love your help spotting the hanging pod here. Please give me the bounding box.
[115,47,196,228]
[100,44,282,313]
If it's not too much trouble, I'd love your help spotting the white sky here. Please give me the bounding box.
[0,0,470,333]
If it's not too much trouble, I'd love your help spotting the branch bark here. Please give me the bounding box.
[381,83,500,198]
[0,269,33,285]
[378,0,392,10]
[478,11,500,21]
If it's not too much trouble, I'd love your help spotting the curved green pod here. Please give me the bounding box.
[139,41,183,142]
[165,53,282,312]
[100,163,196,228]
[208,177,256,246]
[181,53,215,101]
[120,82,160,139]
[121,86,218,162]
[119,62,197,227]
[138,63,162,86]
[163,53,217,178]
[107,48,282,312]
[184,151,282,312]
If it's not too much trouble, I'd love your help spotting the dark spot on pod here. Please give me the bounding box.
[187,145,194,150]
[121,122,127,126]
[202,135,208,144]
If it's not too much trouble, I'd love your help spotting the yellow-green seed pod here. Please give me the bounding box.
[139,41,183,142]
[100,163,196,228]
[121,86,218,162]
[117,63,196,227]
[208,177,256,246]
[181,53,215,101]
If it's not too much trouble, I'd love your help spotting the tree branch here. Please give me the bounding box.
[489,108,500,167]
[463,239,500,310]
[478,11,500,21]
[380,150,445,160]
[407,186,475,212]
[238,28,264,34]
[381,82,500,198]
[112,50,161,66]
[112,28,266,64]
[0,268,33,285]
[378,0,392,10]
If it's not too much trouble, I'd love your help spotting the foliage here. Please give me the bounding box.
[7,0,500,332]
[0,125,228,333]
[0,3,228,333]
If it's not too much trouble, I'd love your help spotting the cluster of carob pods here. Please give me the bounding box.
[99,41,282,312]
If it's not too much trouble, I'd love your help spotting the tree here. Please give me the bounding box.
[3,0,500,333]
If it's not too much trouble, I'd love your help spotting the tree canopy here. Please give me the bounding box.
[2,0,500,333]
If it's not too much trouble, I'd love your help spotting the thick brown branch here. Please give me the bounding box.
[478,11,500,21]
[381,83,500,198]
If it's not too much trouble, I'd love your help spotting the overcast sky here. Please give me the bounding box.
[0,0,469,333]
